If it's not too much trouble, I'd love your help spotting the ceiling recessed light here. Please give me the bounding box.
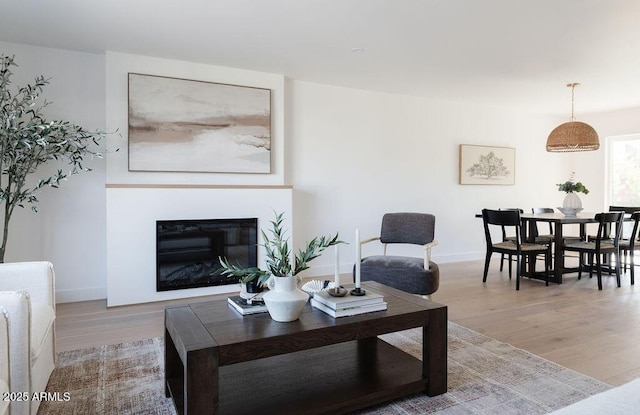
[351,47,365,54]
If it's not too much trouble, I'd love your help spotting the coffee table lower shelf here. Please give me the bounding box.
[167,337,428,415]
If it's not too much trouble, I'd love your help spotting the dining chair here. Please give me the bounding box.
[563,212,624,290]
[499,208,523,276]
[482,209,551,290]
[531,207,555,243]
[531,208,582,267]
[527,208,557,270]
[589,206,640,241]
[586,206,640,270]
[618,211,640,285]
[610,206,640,214]
[610,205,640,242]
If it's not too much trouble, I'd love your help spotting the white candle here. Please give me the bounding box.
[355,228,361,288]
[334,244,340,288]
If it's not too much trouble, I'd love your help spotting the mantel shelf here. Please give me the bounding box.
[105,184,292,190]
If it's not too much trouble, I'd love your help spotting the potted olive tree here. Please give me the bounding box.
[0,55,108,262]
[220,211,342,321]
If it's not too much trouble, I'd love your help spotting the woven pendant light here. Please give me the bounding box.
[546,83,599,152]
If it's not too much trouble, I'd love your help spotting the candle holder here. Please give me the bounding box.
[328,287,348,297]
[350,287,366,296]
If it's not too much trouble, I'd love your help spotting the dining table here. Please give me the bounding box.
[519,212,597,283]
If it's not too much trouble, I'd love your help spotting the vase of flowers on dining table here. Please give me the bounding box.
[557,173,589,215]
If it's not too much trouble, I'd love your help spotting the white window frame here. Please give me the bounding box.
[605,133,640,209]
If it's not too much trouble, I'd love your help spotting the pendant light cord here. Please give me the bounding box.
[568,82,579,122]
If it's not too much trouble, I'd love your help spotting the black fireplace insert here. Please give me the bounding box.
[156,218,258,291]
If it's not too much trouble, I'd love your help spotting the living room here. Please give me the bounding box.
[1,1,640,414]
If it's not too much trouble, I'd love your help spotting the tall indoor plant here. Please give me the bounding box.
[0,55,107,262]
[220,211,342,321]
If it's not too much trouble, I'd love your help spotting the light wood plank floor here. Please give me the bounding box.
[55,259,640,386]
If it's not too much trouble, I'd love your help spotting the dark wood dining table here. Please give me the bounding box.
[519,212,597,283]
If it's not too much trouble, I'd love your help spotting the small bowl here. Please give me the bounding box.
[557,207,583,216]
[301,280,335,297]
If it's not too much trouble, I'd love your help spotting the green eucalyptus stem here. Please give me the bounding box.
[218,211,344,283]
[218,257,271,285]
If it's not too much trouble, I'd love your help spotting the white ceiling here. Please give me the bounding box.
[1,0,639,116]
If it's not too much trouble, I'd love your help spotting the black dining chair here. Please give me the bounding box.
[610,206,640,214]
[482,209,551,290]
[588,206,640,241]
[499,208,524,277]
[585,206,640,271]
[563,212,624,290]
[531,208,555,243]
[619,211,640,285]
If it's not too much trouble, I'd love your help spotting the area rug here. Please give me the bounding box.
[38,322,610,415]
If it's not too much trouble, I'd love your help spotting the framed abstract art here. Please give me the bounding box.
[128,73,271,173]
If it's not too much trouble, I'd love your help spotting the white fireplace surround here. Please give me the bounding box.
[104,52,290,306]
[106,185,292,306]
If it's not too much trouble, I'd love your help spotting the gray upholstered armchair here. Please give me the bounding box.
[353,212,440,296]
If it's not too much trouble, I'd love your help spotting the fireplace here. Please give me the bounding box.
[156,218,258,291]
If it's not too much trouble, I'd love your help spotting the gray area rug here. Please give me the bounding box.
[39,322,610,414]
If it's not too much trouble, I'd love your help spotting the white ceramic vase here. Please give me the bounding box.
[262,275,309,322]
[563,192,582,209]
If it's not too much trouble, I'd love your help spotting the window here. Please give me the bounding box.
[607,134,640,207]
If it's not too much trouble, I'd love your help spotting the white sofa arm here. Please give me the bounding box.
[0,307,8,415]
[0,261,55,307]
[0,291,31,414]
[0,306,8,382]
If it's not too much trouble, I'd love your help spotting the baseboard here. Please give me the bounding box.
[56,286,107,303]
[435,252,485,263]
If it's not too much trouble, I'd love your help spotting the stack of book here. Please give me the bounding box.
[311,290,387,318]
[227,295,268,315]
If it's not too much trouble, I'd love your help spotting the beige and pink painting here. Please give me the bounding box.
[128,73,271,173]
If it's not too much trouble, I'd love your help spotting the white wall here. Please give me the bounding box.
[287,80,573,276]
[0,41,107,302]
[5,41,637,303]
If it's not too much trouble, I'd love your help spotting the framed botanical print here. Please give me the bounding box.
[459,144,515,185]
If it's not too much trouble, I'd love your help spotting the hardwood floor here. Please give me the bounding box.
[55,259,640,386]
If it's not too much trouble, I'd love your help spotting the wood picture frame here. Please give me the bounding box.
[459,144,515,185]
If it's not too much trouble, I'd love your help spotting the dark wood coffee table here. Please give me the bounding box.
[165,281,447,415]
